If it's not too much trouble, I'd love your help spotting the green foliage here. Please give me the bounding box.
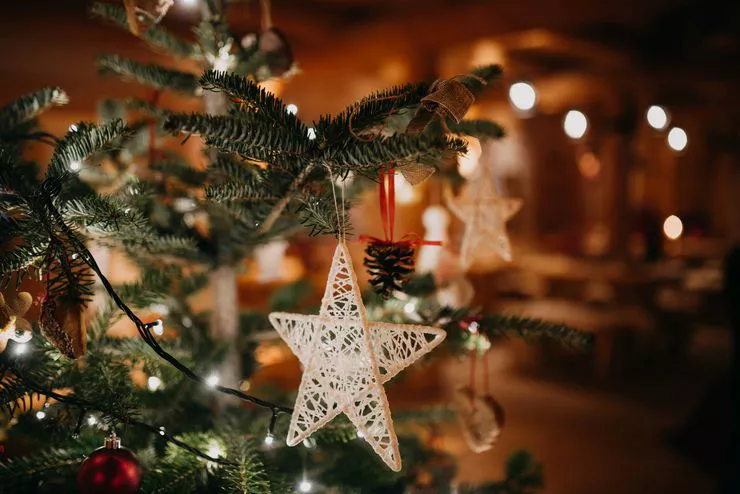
[481,314,594,349]
[0,445,86,492]
[447,119,505,139]
[0,87,68,134]
[459,450,543,493]
[92,3,201,59]
[98,54,200,95]
[47,120,129,178]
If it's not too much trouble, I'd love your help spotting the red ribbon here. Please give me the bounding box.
[148,90,161,165]
[359,165,443,248]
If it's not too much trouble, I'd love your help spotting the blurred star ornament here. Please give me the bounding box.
[447,165,521,269]
[269,241,446,471]
[39,297,86,358]
[78,432,142,494]
[0,292,33,352]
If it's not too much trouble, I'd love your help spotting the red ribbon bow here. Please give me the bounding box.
[359,165,443,248]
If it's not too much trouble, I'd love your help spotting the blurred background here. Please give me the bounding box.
[1,0,737,492]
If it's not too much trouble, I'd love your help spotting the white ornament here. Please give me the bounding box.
[453,386,505,453]
[447,166,521,269]
[417,206,450,274]
[269,242,446,471]
[254,239,289,283]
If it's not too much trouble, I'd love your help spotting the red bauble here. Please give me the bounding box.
[77,433,142,494]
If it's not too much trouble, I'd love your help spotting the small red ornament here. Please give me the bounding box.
[78,432,142,494]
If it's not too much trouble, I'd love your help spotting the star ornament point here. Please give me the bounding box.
[268,242,446,471]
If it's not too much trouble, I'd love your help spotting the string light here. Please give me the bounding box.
[457,136,482,178]
[302,438,315,449]
[13,342,28,356]
[35,411,46,420]
[68,124,78,132]
[508,81,537,112]
[286,104,298,115]
[667,127,688,152]
[356,430,364,439]
[147,375,163,391]
[159,426,166,436]
[206,440,224,459]
[298,479,313,493]
[69,161,82,171]
[307,128,316,140]
[151,319,165,336]
[87,415,98,426]
[403,302,417,315]
[663,215,684,240]
[264,433,275,446]
[646,105,669,130]
[563,110,588,140]
[205,373,220,388]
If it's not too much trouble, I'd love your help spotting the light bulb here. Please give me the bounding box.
[663,215,683,240]
[563,110,588,140]
[356,430,364,439]
[298,480,312,493]
[159,426,166,436]
[508,81,537,112]
[205,373,220,388]
[646,105,669,130]
[264,433,275,446]
[36,411,46,420]
[68,124,78,132]
[286,104,298,115]
[667,127,687,152]
[87,415,98,426]
[13,343,28,356]
[206,440,224,459]
[151,320,165,336]
[403,302,417,315]
[69,160,82,171]
[147,375,162,391]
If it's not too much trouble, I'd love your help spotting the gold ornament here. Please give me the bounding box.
[39,297,86,358]
[446,166,521,269]
[453,385,505,453]
[0,292,33,352]
[269,241,446,471]
[123,0,174,36]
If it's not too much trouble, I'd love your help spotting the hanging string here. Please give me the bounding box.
[322,164,343,241]
[260,0,273,30]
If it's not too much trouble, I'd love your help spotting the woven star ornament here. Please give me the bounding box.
[447,166,521,269]
[269,241,446,471]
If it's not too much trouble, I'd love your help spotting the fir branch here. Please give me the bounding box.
[459,450,543,494]
[219,439,274,494]
[481,314,594,350]
[47,120,128,178]
[297,188,352,237]
[205,181,276,202]
[463,64,503,94]
[325,134,465,172]
[447,119,505,139]
[0,445,85,489]
[199,70,306,135]
[0,242,48,277]
[91,3,201,59]
[164,113,306,156]
[205,137,306,171]
[150,159,208,186]
[0,87,68,134]
[98,54,200,95]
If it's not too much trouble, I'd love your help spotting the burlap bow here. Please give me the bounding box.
[406,77,476,135]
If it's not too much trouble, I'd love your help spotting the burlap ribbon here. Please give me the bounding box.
[406,77,476,135]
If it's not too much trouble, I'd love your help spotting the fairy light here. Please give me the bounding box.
[286,104,298,115]
[69,161,82,171]
[298,479,313,493]
[159,426,166,436]
[508,81,537,112]
[356,430,364,439]
[403,302,417,316]
[205,373,220,388]
[667,127,688,152]
[147,375,163,391]
[35,411,46,420]
[151,319,165,336]
[646,105,669,130]
[563,110,588,140]
[457,136,482,178]
[13,342,28,356]
[68,124,78,132]
[663,215,683,240]
[307,128,316,140]
[87,415,98,426]
[206,440,224,459]
[302,438,314,449]
[264,433,275,446]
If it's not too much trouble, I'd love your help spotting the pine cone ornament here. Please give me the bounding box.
[40,297,86,358]
[364,241,416,298]
[0,292,33,352]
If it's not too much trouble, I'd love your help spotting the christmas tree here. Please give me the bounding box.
[0,1,591,491]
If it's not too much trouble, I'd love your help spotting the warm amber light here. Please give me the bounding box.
[457,136,482,178]
[663,215,683,240]
[509,82,537,112]
[578,151,601,179]
[667,127,688,152]
[646,105,669,130]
